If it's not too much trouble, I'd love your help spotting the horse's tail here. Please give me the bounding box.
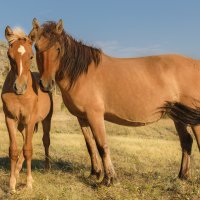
[34,123,38,133]
[164,102,200,126]
[164,102,200,151]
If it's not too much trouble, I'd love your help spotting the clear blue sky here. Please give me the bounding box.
[1,0,200,58]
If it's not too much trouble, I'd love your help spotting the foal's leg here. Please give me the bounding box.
[174,121,193,179]
[23,123,35,189]
[15,126,25,178]
[78,117,103,180]
[15,151,25,178]
[87,112,117,186]
[42,116,52,170]
[5,116,18,193]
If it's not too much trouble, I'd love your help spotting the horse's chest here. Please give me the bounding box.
[61,93,85,117]
[17,105,32,123]
[2,94,36,123]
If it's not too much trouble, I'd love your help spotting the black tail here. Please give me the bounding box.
[164,102,200,125]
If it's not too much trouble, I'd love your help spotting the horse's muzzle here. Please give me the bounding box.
[13,82,27,95]
[39,79,55,92]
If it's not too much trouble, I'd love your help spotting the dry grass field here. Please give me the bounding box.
[0,95,200,200]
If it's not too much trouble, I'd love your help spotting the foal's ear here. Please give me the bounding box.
[5,26,14,42]
[56,19,63,34]
[28,18,40,43]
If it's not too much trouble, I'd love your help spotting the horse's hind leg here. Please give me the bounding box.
[191,125,200,151]
[78,117,103,180]
[42,115,52,170]
[174,121,193,179]
[5,116,18,193]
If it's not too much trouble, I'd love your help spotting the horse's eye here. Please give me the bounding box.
[30,56,33,60]
[57,48,60,54]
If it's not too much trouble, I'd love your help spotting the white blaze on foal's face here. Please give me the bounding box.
[17,45,26,76]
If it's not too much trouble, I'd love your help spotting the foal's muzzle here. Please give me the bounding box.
[39,79,55,92]
[13,82,27,95]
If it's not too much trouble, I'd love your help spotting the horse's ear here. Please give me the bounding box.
[32,18,40,30]
[28,18,40,43]
[28,29,36,43]
[56,19,63,34]
[5,26,13,42]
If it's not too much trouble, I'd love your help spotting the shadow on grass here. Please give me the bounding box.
[0,157,10,170]
[0,156,100,190]
[0,156,86,173]
[77,175,101,189]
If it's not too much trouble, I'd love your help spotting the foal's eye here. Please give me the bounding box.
[30,56,33,60]
[57,48,60,54]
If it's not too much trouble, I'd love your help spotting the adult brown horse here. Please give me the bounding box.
[29,18,200,186]
[2,26,53,193]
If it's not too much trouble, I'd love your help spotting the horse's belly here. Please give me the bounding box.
[104,92,170,126]
[104,106,163,126]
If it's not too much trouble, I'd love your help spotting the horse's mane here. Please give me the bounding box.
[8,27,28,45]
[40,21,102,88]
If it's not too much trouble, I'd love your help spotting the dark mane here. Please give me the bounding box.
[41,21,102,88]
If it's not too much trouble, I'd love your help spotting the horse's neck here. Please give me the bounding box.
[56,75,70,92]
[26,71,34,87]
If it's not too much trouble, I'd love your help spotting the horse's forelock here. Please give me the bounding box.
[8,27,28,45]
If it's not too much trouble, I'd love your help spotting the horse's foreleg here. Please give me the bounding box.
[23,123,34,189]
[5,116,18,193]
[174,121,193,179]
[15,150,25,178]
[15,128,25,178]
[78,117,103,180]
[42,116,52,170]
[87,112,118,186]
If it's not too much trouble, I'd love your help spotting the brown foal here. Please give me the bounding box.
[29,18,200,186]
[2,26,53,193]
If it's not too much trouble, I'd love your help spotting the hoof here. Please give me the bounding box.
[45,165,50,171]
[89,170,103,181]
[178,174,190,180]
[45,160,51,170]
[26,177,34,190]
[10,177,16,194]
[101,176,119,187]
[10,189,16,194]
[26,183,33,190]
[178,171,190,180]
